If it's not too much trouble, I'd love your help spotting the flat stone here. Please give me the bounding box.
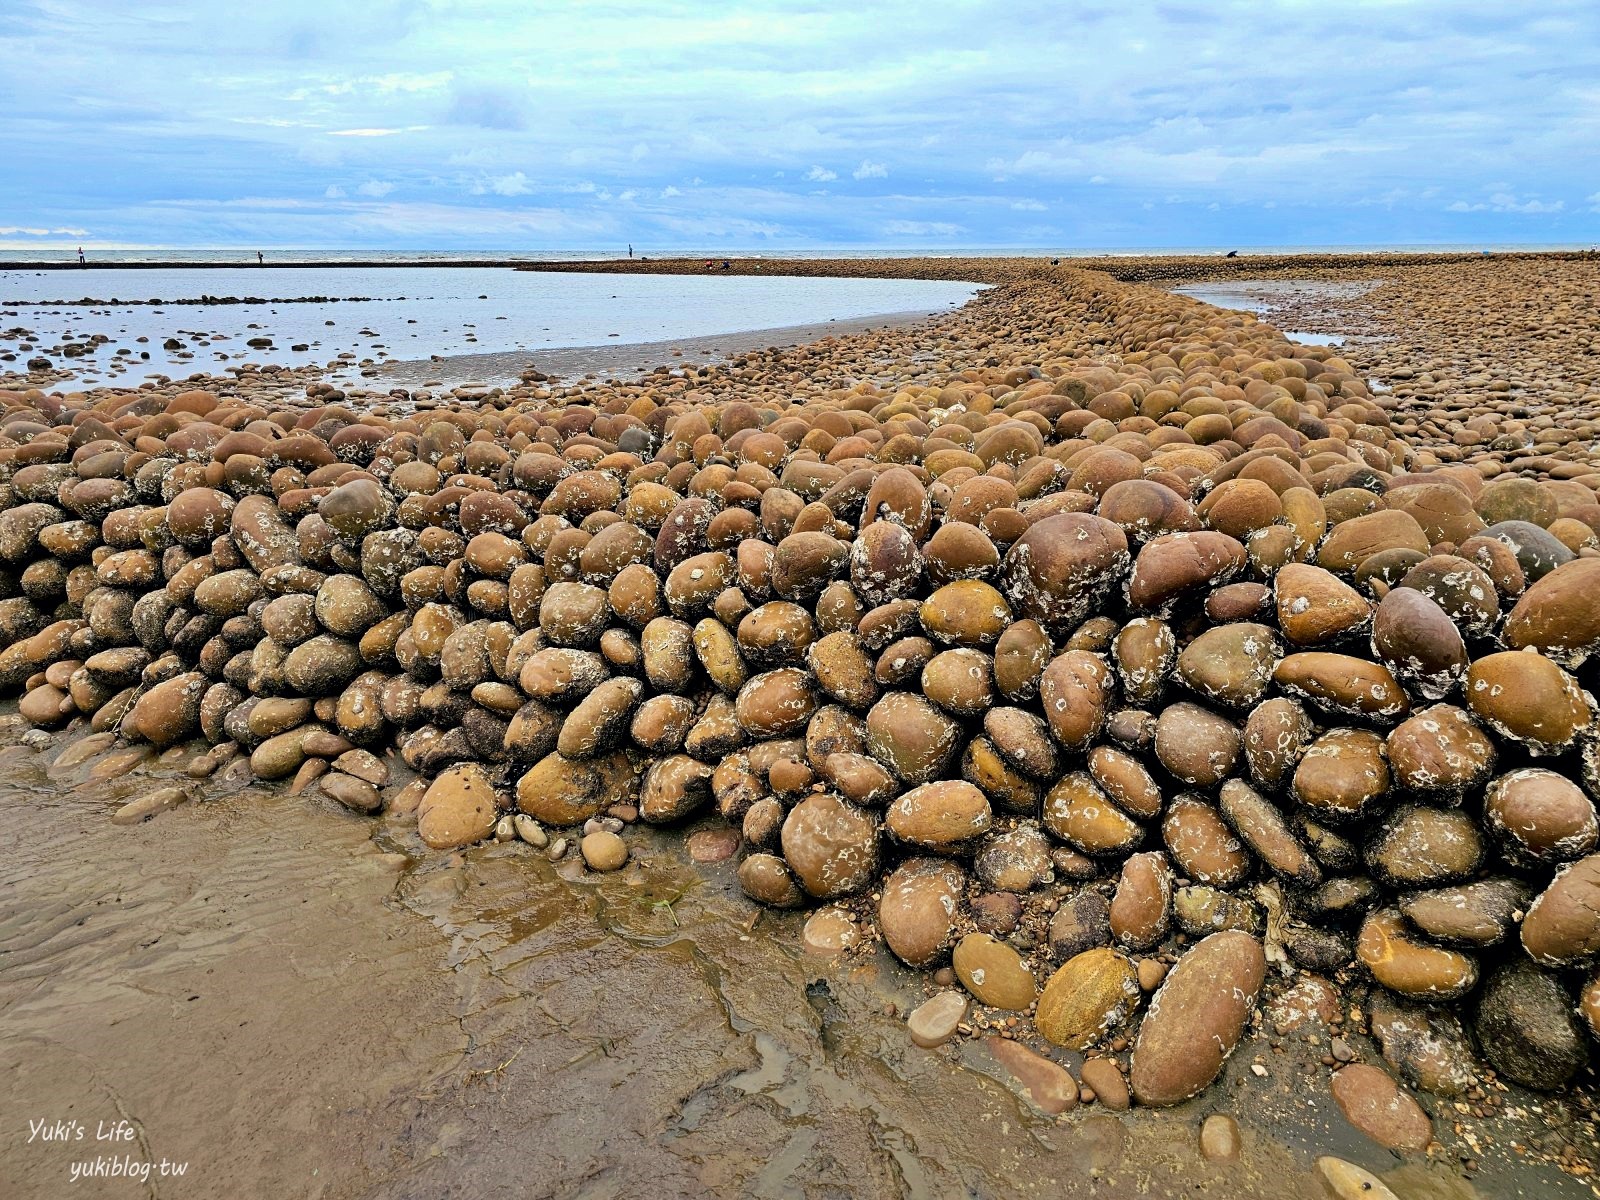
[687,826,741,863]
[1330,1064,1432,1152]
[987,1037,1078,1115]
[111,785,189,826]
[1315,1158,1400,1200]
[908,991,968,1049]
[52,731,117,770]
[1199,1113,1241,1163]
[89,746,152,779]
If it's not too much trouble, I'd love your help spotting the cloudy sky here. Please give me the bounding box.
[4,1,1598,251]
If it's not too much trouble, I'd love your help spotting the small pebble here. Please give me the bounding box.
[1199,1113,1241,1163]
[513,814,548,847]
[580,831,626,870]
[1080,1058,1130,1111]
[907,991,968,1048]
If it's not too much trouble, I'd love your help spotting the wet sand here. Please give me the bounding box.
[374,308,965,389]
[5,712,1562,1200]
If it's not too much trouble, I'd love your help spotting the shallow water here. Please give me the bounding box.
[0,268,981,386]
[5,715,1593,1199]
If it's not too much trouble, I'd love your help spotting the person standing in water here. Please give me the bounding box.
[77,246,85,265]
[257,251,264,265]
[627,244,633,259]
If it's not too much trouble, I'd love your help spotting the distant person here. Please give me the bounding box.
[706,260,714,269]
[257,251,264,265]
[628,244,633,259]
[77,246,85,265]
[1050,257,1060,265]
[722,260,730,270]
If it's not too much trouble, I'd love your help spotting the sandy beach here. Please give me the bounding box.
[2,254,1600,1199]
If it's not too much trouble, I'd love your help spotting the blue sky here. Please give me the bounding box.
[3,1,1598,251]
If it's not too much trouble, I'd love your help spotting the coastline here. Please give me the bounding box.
[2,246,1597,274]
[373,306,969,387]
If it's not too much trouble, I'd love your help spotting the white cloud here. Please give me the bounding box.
[11,1,1600,250]
[480,172,531,196]
[356,180,396,197]
[328,127,427,138]
[0,225,90,236]
[883,219,960,237]
[1448,192,1565,213]
[287,72,451,102]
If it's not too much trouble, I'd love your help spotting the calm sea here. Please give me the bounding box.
[0,242,1593,266]
[0,267,983,386]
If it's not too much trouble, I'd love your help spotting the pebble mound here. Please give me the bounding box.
[3,259,1599,1115]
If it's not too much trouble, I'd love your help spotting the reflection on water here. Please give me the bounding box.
[0,267,982,385]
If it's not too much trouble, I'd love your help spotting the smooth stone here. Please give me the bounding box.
[1035,947,1140,1050]
[1129,931,1265,1107]
[879,858,966,968]
[1521,853,1600,966]
[952,933,1037,1011]
[907,991,968,1048]
[513,813,548,847]
[1355,908,1478,1001]
[418,762,500,850]
[1315,1157,1400,1200]
[1079,1057,1129,1111]
[1198,1113,1241,1163]
[1329,1064,1432,1152]
[52,730,116,769]
[987,1037,1078,1115]
[319,770,382,813]
[580,830,628,871]
[686,826,741,863]
[1398,878,1529,948]
[1367,992,1477,1098]
[802,906,861,955]
[110,785,189,825]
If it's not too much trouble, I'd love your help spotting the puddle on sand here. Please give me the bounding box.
[2,717,1591,1199]
[1172,280,1373,349]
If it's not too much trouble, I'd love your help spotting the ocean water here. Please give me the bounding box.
[0,267,982,385]
[0,241,1592,266]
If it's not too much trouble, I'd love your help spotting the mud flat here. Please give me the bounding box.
[1,254,1599,1197]
[373,307,962,389]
